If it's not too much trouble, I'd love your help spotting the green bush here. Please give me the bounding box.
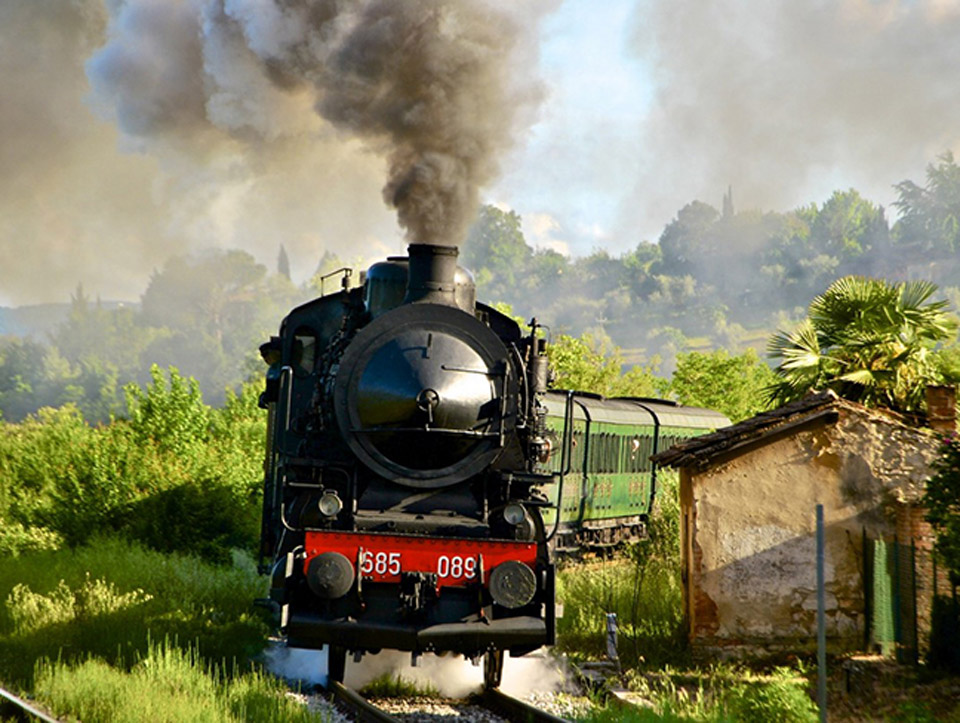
[0,521,62,557]
[125,365,211,457]
[721,669,818,722]
[0,368,265,561]
[924,433,960,586]
[124,480,260,565]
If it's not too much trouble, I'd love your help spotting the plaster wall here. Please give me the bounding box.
[684,406,938,654]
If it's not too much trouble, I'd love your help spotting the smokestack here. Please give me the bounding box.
[403,244,458,306]
[926,385,957,433]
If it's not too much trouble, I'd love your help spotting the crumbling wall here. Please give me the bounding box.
[684,405,939,657]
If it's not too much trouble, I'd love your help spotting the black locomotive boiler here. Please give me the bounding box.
[257,243,727,686]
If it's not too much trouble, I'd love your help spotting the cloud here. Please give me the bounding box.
[525,212,570,255]
[619,0,960,239]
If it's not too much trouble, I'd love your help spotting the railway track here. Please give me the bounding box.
[327,679,574,722]
[0,685,61,723]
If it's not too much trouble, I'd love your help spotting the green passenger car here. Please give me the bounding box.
[538,391,729,551]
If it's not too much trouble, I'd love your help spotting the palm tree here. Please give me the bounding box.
[767,276,957,413]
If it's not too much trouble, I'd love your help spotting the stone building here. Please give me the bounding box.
[652,388,955,658]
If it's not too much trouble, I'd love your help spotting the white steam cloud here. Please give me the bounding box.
[619,0,960,237]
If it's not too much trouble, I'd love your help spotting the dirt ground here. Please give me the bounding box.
[827,655,960,722]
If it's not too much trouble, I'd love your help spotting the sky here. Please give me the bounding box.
[491,0,654,256]
[499,0,960,257]
[2,0,959,306]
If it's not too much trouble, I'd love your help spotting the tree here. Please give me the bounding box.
[767,276,957,413]
[461,205,532,299]
[894,151,960,255]
[277,244,291,280]
[809,189,887,261]
[670,348,778,423]
[547,333,665,398]
[124,365,210,456]
[139,249,285,404]
[657,201,719,276]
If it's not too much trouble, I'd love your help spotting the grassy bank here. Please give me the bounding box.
[0,538,330,722]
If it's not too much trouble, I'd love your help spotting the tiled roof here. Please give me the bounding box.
[652,390,851,469]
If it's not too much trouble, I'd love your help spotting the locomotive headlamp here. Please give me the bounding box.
[503,503,526,526]
[489,560,537,609]
[318,491,343,518]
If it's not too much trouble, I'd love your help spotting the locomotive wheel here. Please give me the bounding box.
[483,649,504,689]
[327,645,347,684]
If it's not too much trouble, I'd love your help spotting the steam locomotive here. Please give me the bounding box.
[257,244,727,686]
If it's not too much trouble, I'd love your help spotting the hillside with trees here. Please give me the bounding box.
[1,152,960,424]
[463,153,960,378]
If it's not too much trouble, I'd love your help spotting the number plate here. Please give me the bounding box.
[304,531,537,588]
[359,550,478,582]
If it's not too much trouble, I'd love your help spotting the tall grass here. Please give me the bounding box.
[0,538,268,686]
[576,666,819,722]
[557,557,685,669]
[34,639,327,723]
[557,474,687,668]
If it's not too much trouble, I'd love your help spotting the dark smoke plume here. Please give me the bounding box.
[88,0,549,246]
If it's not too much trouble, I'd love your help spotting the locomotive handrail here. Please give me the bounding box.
[630,401,662,516]
[574,398,592,529]
[562,391,575,477]
[546,390,575,543]
[508,342,529,429]
[266,365,298,535]
[439,364,504,375]
[279,365,294,434]
[352,426,500,437]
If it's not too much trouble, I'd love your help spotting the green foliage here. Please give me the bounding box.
[809,189,888,260]
[7,574,153,635]
[576,665,817,722]
[0,521,62,558]
[125,365,210,456]
[768,276,957,412]
[125,479,260,565]
[658,201,720,276]
[721,669,818,722]
[462,205,532,299]
[669,349,777,422]
[0,367,264,559]
[548,333,667,399]
[922,434,960,587]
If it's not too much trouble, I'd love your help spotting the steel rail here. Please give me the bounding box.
[479,687,572,723]
[328,680,400,723]
[0,685,61,723]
